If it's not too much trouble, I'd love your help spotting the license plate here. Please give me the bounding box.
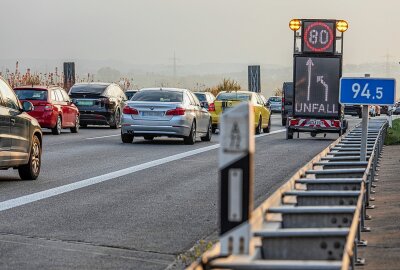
[141,111,164,117]
[76,100,94,106]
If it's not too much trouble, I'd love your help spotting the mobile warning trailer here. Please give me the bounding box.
[286,19,349,139]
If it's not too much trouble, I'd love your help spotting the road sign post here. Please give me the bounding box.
[219,102,254,255]
[340,75,396,161]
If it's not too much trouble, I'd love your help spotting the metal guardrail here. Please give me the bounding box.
[189,119,388,270]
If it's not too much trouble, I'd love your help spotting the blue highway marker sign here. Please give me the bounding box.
[340,77,396,105]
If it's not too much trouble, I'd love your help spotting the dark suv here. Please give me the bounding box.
[69,83,127,128]
[0,77,43,180]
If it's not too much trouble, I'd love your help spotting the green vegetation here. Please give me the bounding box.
[177,239,214,267]
[385,118,400,145]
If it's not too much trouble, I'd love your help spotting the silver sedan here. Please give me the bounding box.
[121,88,212,144]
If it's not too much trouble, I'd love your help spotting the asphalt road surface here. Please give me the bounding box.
[0,114,364,269]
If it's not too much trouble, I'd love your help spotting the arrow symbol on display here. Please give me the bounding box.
[306,58,314,101]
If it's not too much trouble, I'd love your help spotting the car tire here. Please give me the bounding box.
[281,117,287,126]
[184,121,196,145]
[263,116,271,133]
[201,119,212,142]
[110,109,120,129]
[121,133,134,143]
[18,135,41,180]
[286,128,293,140]
[255,117,262,135]
[70,115,80,133]
[52,116,62,135]
[144,136,154,141]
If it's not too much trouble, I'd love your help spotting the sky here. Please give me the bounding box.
[1,0,399,68]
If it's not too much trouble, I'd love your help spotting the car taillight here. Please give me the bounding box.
[123,105,138,115]
[208,103,215,112]
[166,107,186,116]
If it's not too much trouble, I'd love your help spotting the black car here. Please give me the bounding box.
[193,91,216,110]
[344,105,362,118]
[125,89,138,100]
[0,77,42,180]
[69,83,127,128]
[281,82,293,126]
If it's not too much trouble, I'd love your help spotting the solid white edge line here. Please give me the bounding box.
[0,129,286,212]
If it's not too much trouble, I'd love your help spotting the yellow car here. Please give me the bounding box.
[210,91,271,134]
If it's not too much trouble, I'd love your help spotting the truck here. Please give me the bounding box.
[286,19,348,139]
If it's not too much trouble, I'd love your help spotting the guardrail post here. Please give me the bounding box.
[219,102,254,256]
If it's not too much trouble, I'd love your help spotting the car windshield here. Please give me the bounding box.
[132,90,183,102]
[217,92,251,101]
[194,93,206,101]
[70,84,108,95]
[14,89,48,100]
[269,97,282,102]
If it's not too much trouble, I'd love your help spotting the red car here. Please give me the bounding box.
[14,86,80,135]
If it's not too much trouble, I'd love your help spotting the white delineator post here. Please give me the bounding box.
[360,74,370,161]
[219,102,254,255]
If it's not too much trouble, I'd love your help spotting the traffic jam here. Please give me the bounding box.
[0,1,399,269]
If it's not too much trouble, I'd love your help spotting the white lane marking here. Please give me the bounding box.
[85,134,120,140]
[0,129,286,212]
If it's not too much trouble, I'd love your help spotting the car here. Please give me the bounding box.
[281,82,293,126]
[14,86,80,135]
[69,82,127,128]
[268,96,282,113]
[193,92,217,131]
[344,105,362,118]
[0,77,43,180]
[125,89,138,100]
[380,105,389,115]
[210,91,271,134]
[393,102,400,115]
[121,88,212,144]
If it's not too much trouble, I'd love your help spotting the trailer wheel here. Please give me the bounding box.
[286,128,293,140]
[311,132,317,137]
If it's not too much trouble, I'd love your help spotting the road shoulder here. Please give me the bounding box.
[359,144,400,270]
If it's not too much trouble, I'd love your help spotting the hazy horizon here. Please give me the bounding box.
[2,0,399,67]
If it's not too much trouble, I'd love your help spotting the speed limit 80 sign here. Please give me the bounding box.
[340,78,396,105]
[302,20,336,54]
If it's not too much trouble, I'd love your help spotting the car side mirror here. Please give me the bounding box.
[22,101,34,112]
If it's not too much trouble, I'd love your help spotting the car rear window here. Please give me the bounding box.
[69,84,108,95]
[194,93,206,102]
[126,91,137,100]
[217,92,251,101]
[269,97,282,102]
[132,91,183,102]
[14,89,48,101]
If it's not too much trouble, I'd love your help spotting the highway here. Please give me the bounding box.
[0,114,362,269]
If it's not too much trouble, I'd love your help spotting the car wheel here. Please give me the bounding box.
[18,135,41,180]
[255,117,262,135]
[70,115,80,133]
[263,116,271,133]
[184,121,196,145]
[52,116,62,135]
[144,136,154,141]
[286,128,293,140]
[201,119,212,142]
[121,133,134,143]
[311,132,317,137]
[110,110,120,129]
[281,117,287,126]
[211,125,217,134]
